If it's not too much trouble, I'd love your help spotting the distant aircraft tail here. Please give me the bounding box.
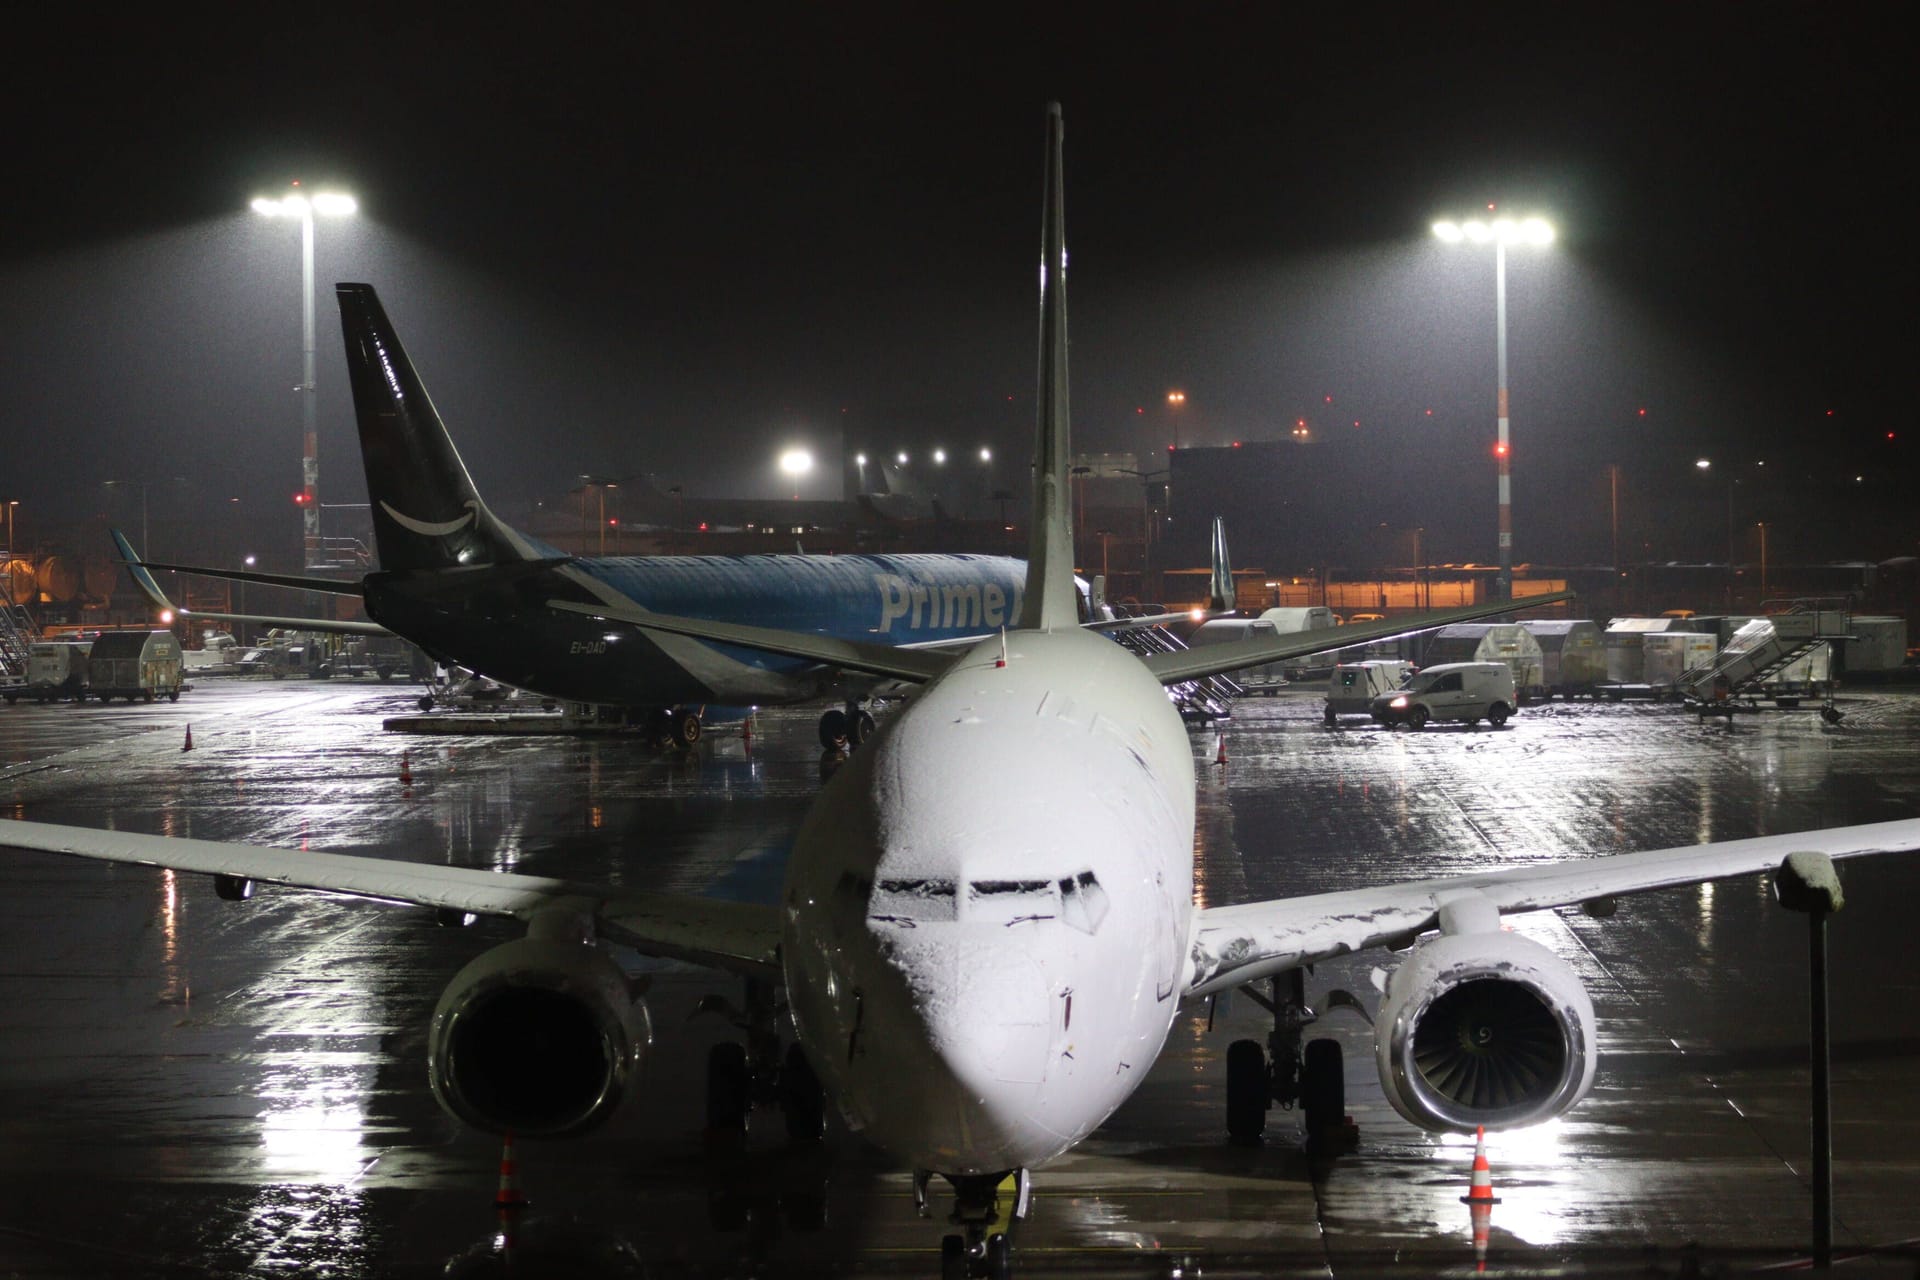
[335,284,541,572]
[1208,517,1235,614]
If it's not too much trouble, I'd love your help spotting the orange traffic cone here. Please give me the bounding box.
[182,724,194,752]
[494,1130,526,1212]
[399,751,413,785]
[1461,1125,1499,1270]
[1214,732,1228,765]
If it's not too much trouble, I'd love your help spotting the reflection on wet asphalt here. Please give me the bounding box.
[2,681,1918,1276]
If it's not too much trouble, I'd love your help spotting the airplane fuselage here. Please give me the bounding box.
[782,625,1196,1174]
[363,551,1028,708]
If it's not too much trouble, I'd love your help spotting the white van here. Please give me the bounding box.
[1370,661,1516,729]
[1324,660,1415,725]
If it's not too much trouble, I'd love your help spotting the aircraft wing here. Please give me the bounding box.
[1139,591,1574,686]
[1184,816,1920,998]
[110,528,391,637]
[547,598,960,683]
[0,819,781,978]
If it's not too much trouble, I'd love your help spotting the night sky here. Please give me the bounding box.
[1,6,1911,566]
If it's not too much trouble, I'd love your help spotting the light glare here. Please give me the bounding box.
[312,192,357,216]
[1463,220,1492,243]
[1432,221,1464,242]
[778,448,814,477]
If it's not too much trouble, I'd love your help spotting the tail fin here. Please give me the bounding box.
[1208,517,1236,614]
[1016,103,1077,632]
[335,284,538,572]
[111,528,178,615]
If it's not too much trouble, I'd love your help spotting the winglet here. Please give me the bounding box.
[1016,103,1078,632]
[1208,516,1235,614]
[111,528,178,615]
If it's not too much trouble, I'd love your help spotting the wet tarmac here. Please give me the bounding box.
[3,678,1919,1277]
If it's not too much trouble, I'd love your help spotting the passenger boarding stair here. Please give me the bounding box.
[1108,621,1240,723]
[0,588,35,695]
[1678,605,1852,706]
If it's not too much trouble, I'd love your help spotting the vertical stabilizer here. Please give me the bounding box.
[1208,517,1236,614]
[335,284,538,572]
[1016,104,1078,632]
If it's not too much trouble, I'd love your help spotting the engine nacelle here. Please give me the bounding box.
[1375,928,1596,1132]
[429,937,651,1138]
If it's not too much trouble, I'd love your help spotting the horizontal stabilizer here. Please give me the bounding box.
[110,529,386,636]
[546,598,960,684]
[1140,591,1575,685]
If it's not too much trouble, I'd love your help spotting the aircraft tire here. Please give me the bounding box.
[672,710,703,749]
[940,1235,967,1280]
[985,1232,1013,1280]
[851,709,877,744]
[779,1042,826,1144]
[818,708,849,751]
[1225,1038,1267,1142]
[706,1042,751,1134]
[1302,1037,1345,1142]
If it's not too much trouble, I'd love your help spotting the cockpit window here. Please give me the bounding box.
[1057,870,1110,934]
[968,879,1057,927]
[869,878,958,924]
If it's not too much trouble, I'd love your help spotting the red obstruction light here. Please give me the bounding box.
[292,492,310,505]
[1494,442,1510,457]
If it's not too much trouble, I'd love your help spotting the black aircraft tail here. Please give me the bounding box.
[335,283,540,573]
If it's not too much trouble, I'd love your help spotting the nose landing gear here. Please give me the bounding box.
[1222,970,1356,1150]
[919,1169,1028,1279]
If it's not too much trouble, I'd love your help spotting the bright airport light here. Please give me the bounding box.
[978,447,992,463]
[1433,216,1554,246]
[932,448,947,465]
[252,189,357,219]
[778,448,814,477]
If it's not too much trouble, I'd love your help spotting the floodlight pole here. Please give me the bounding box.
[299,205,320,572]
[1494,239,1511,599]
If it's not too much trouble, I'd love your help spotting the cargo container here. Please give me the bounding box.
[24,642,91,702]
[1839,616,1909,675]
[85,630,183,702]
[1641,631,1718,693]
[1603,617,1695,685]
[1520,619,1606,698]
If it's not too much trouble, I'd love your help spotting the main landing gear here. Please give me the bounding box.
[701,978,826,1147]
[817,699,877,752]
[916,1168,1029,1280]
[648,707,704,751]
[1223,970,1352,1149]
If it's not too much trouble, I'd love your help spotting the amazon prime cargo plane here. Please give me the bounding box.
[8,106,1920,1279]
[117,280,1032,749]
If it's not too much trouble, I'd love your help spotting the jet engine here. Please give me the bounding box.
[1375,926,1596,1132]
[428,936,651,1138]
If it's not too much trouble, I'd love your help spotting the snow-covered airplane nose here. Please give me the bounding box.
[841,921,1065,1174]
